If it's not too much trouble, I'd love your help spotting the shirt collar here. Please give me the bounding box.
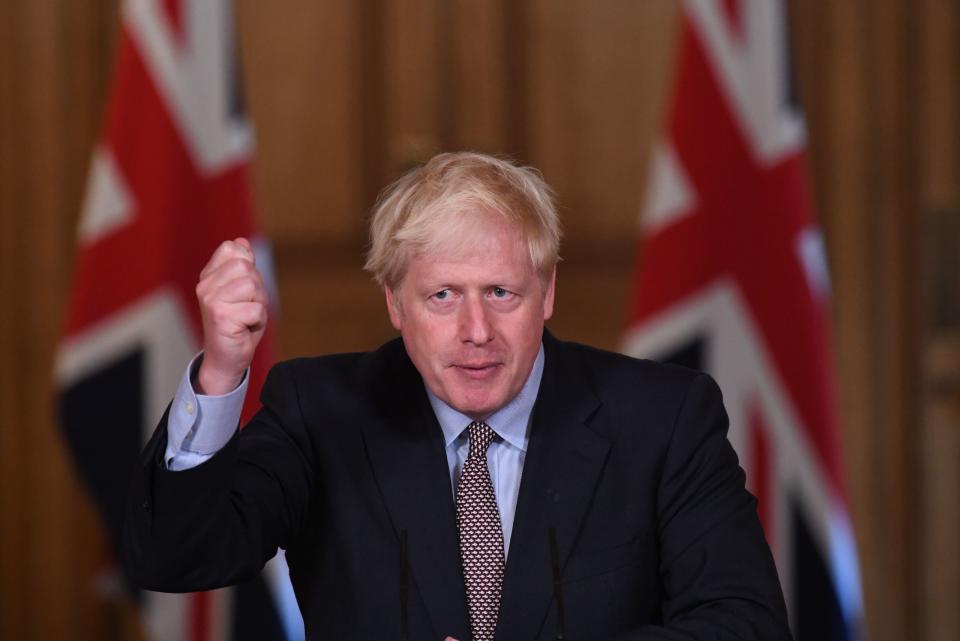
[427,343,545,452]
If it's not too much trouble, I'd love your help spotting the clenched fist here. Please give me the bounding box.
[195,238,269,395]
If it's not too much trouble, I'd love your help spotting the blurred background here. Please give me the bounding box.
[1,0,958,640]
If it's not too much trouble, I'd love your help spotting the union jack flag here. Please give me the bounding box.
[55,1,300,639]
[624,1,863,639]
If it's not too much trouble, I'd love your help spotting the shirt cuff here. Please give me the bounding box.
[164,352,249,470]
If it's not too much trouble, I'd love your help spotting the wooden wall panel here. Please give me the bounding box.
[918,2,960,640]
[0,5,27,635]
[17,3,71,639]
[236,0,366,244]
[275,255,394,358]
[794,1,894,638]
[524,1,677,348]
[526,1,678,247]
[526,0,581,211]
[920,334,960,641]
[383,0,442,172]
[918,0,960,206]
[866,0,922,638]
[21,7,73,637]
[448,0,509,152]
[0,2,128,640]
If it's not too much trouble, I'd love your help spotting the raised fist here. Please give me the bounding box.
[195,238,269,395]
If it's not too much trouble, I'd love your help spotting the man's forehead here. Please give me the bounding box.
[406,235,532,277]
[417,211,523,252]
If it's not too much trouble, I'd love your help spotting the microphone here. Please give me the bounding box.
[549,527,568,641]
[400,529,409,641]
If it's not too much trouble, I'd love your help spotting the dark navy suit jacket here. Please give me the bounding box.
[122,332,791,640]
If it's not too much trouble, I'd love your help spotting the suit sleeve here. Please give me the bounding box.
[614,373,793,641]
[121,361,316,592]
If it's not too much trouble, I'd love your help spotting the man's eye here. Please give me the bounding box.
[492,287,509,298]
[433,289,450,300]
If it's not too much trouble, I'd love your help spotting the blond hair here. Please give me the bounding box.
[364,152,562,287]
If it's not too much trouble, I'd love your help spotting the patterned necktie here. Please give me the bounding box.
[456,421,505,641]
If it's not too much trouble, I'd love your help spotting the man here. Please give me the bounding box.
[123,152,791,641]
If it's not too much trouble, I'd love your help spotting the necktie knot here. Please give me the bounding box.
[467,421,497,459]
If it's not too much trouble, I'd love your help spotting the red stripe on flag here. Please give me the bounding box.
[189,591,211,641]
[162,0,185,42]
[749,403,773,538]
[720,0,743,39]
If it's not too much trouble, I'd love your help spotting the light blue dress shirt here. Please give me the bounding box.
[426,345,544,557]
[164,345,546,558]
[164,353,249,471]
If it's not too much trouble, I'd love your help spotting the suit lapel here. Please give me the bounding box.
[359,341,470,641]
[496,335,611,641]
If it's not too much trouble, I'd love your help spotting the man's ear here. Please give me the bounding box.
[542,267,557,321]
[385,284,404,331]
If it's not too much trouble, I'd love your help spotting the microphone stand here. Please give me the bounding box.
[549,527,568,641]
[400,529,409,641]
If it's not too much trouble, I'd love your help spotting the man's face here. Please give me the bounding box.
[385,216,555,419]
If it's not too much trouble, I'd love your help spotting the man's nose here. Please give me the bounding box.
[460,296,494,345]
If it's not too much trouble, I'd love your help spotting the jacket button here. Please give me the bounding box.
[142,500,150,512]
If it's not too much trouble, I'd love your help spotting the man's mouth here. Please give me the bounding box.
[452,362,502,380]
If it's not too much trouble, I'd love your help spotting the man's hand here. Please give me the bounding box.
[195,238,269,395]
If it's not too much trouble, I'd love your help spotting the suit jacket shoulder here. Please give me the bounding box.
[542,332,723,445]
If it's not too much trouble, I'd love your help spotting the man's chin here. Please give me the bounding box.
[447,391,506,421]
